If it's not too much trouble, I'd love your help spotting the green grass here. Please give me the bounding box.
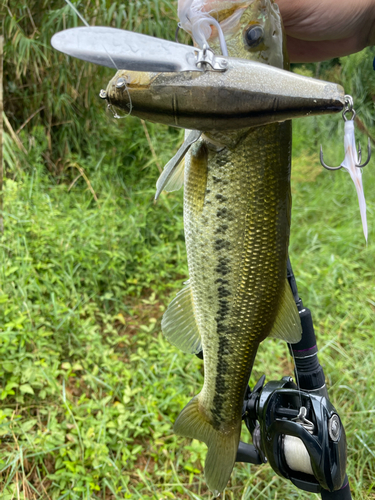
[4,0,179,163]
[1,108,375,499]
[2,12,375,499]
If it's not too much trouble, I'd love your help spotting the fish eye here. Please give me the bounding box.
[244,25,264,48]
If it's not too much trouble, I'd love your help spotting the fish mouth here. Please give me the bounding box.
[180,0,279,53]
[178,0,268,57]
[187,0,286,69]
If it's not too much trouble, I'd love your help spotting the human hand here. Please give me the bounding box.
[276,0,375,62]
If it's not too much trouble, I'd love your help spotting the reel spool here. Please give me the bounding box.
[283,435,314,476]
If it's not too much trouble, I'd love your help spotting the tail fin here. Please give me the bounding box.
[174,396,241,495]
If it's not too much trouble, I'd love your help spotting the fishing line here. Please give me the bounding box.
[63,0,133,118]
[179,0,229,56]
[64,0,89,27]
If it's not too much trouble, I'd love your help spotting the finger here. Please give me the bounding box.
[278,0,375,44]
[286,35,366,63]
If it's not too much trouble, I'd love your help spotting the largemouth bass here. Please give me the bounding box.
[105,0,321,494]
[163,0,302,494]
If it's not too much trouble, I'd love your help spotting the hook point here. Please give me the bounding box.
[356,137,371,168]
[320,145,343,171]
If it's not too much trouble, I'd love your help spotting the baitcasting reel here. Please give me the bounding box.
[236,375,347,495]
[197,258,351,498]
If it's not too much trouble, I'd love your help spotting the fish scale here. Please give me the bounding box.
[184,120,292,430]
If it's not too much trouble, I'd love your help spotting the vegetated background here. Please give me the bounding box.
[1,1,375,499]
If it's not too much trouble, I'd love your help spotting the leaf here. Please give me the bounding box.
[21,419,38,432]
[19,384,35,395]
[5,381,18,391]
[0,294,8,304]
[3,362,14,373]
[115,313,126,325]
[163,493,176,499]
[5,266,19,277]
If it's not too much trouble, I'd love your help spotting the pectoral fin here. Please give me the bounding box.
[268,279,302,344]
[161,280,202,354]
[155,129,201,200]
[155,155,186,199]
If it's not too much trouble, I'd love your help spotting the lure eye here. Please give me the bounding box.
[244,25,264,48]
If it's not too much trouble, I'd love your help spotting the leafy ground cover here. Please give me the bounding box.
[2,4,375,497]
[2,105,375,499]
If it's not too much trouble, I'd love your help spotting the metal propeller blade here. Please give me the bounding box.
[51,26,202,73]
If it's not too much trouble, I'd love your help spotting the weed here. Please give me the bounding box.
[1,3,375,498]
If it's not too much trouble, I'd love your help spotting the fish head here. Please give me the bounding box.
[180,0,288,69]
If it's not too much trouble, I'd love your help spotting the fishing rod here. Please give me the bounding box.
[234,258,351,500]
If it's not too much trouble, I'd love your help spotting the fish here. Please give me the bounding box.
[102,0,347,494]
[159,0,302,494]
[50,5,350,494]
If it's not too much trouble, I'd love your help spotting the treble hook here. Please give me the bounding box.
[320,146,343,171]
[320,95,371,170]
[320,137,371,170]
